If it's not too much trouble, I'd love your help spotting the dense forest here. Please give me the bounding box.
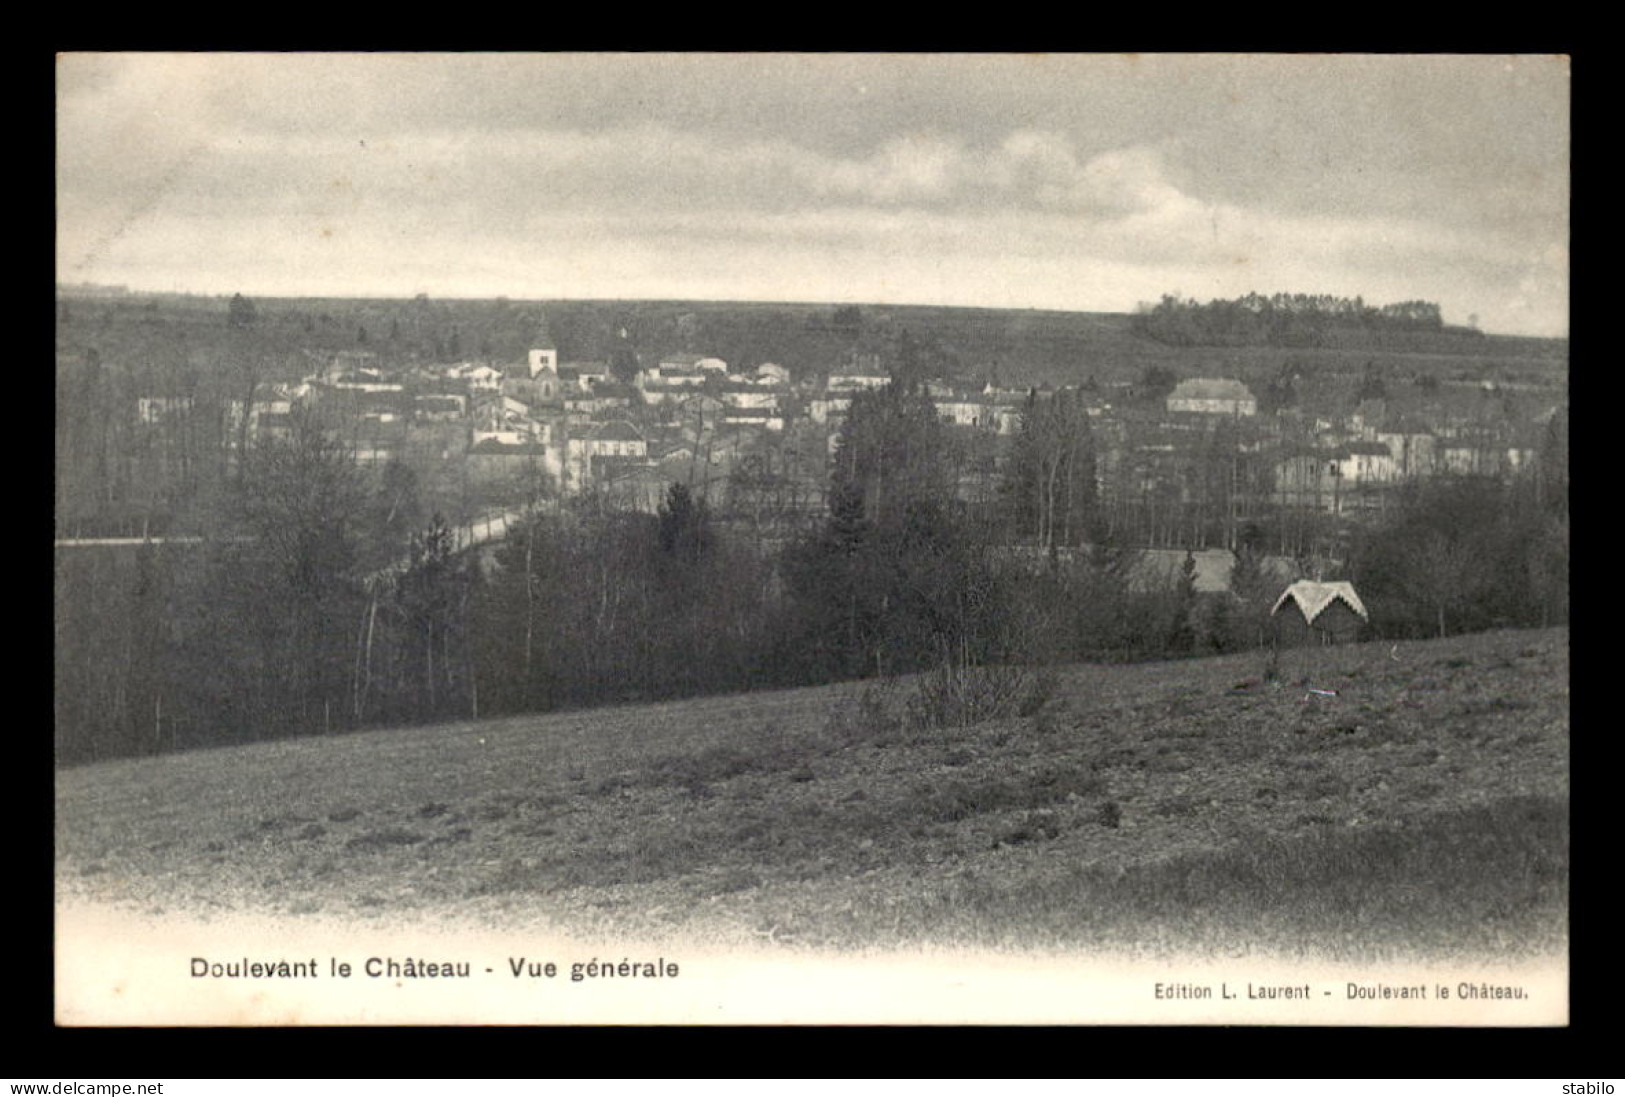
[1131,292,1476,349]
[1348,412,1570,638]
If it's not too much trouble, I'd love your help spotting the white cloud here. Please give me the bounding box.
[56,68,1568,337]
[78,189,1565,337]
[62,123,1216,275]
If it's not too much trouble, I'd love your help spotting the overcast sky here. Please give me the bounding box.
[56,53,1570,336]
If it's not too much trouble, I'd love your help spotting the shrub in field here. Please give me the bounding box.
[906,658,1057,732]
[907,661,1027,730]
[646,737,810,791]
[1019,671,1061,717]
[823,678,906,745]
[994,811,1064,848]
[1028,705,1063,737]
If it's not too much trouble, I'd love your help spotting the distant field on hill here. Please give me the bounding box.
[57,292,1568,393]
[57,628,1569,962]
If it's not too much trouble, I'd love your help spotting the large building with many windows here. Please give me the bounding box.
[1167,378,1257,417]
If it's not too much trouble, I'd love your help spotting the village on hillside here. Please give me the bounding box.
[77,300,1566,582]
[54,291,1569,764]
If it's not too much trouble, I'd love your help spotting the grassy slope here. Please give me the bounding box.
[56,628,1568,961]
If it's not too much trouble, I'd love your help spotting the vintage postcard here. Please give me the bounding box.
[55,52,1569,1026]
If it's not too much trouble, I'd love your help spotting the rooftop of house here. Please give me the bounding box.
[1277,442,1353,461]
[602,460,667,483]
[569,383,635,401]
[1272,580,1369,624]
[582,420,645,443]
[1379,413,1438,436]
[474,392,529,410]
[935,389,994,405]
[468,439,551,456]
[333,372,401,387]
[415,395,465,412]
[345,419,410,442]
[590,452,654,473]
[1343,441,1396,457]
[705,425,760,448]
[1168,378,1255,402]
[413,375,471,394]
[360,392,412,411]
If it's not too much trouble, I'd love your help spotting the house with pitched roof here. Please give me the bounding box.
[1335,440,1401,484]
[414,393,467,422]
[358,392,411,425]
[599,462,670,513]
[467,437,561,491]
[723,407,785,432]
[1166,378,1257,417]
[564,382,639,419]
[331,369,404,395]
[224,383,306,442]
[674,393,727,440]
[1271,580,1368,646]
[809,392,852,424]
[566,419,648,490]
[1374,416,1438,479]
[472,393,531,430]
[827,371,891,393]
[1275,444,1380,512]
[655,443,698,476]
[552,361,608,390]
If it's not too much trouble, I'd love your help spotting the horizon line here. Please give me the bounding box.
[54,283,1571,342]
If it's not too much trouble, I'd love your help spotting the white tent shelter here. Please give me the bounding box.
[1270,580,1369,625]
